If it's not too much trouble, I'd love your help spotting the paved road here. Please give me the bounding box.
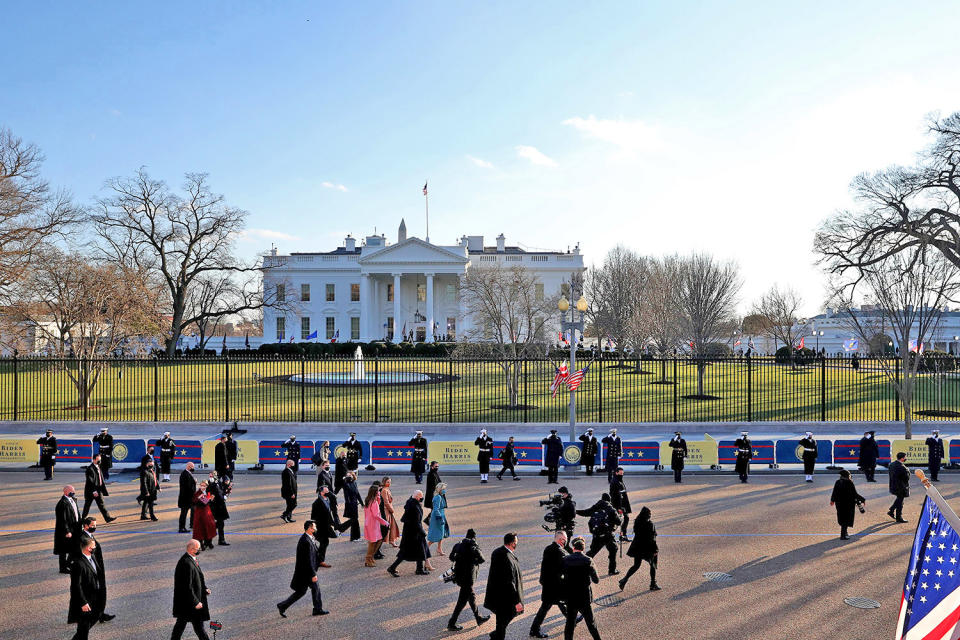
[0,468,935,639]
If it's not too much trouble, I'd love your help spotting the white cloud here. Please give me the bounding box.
[563,115,664,153]
[109,108,122,117]
[515,145,558,167]
[238,228,300,242]
[321,181,349,192]
[466,155,494,169]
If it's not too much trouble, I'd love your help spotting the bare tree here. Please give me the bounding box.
[185,272,250,350]
[92,169,282,356]
[585,246,647,350]
[751,285,809,367]
[641,255,684,382]
[0,128,80,297]
[456,264,556,408]
[675,253,742,397]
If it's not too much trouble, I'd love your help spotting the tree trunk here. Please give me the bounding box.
[697,360,706,396]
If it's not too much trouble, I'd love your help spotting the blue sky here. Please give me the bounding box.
[5,1,960,313]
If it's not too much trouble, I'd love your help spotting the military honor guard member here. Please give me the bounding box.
[171,539,213,640]
[283,434,301,472]
[858,430,879,482]
[483,532,524,640]
[277,520,328,618]
[799,431,818,482]
[542,429,563,484]
[669,431,688,483]
[54,485,81,573]
[602,428,623,482]
[92,427,114,482]
[342,432,362,473]
[37,428,57,480]
[409,430,428,483]
[735,431,752,483]
[578,428,599,475]
[158,431,176,482]
[475,428,494,483]
[497,436,521,481]
[926,429,945,482]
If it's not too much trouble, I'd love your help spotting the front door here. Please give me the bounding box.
[415,325,426,342]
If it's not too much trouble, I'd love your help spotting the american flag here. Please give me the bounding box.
[895,496,960,639]
[423,181,428,196]
[910,340,925,354]
[559,330,569,346]
[796,337,805,350]
[566,363,591,391]
[330,329,339,344]
[550,363,569,398]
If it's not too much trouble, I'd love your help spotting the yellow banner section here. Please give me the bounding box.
[0,438,40,464]
[890,439,944,466]
[201,440,259,466]
[428,441,479,467]
[660,434,718,467]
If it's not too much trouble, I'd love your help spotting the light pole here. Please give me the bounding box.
[814,330,824,353]
[558,290,588,442]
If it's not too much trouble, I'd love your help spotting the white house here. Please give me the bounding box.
[260,220,585,344]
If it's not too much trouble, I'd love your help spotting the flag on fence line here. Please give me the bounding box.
[331,329,339,344]
[559,330,569,346]
[910,340,925,354]
[606,337,613,349]
[244,333,250,349]
[734,338,742,348]
[288,335,295,343]
[550,363,569,398]
[843,338,859,352]
[566,363,591,391]
[306,330,318,340]
[796,337,805,350]
[895,491,960,639]
[748,338,755,350]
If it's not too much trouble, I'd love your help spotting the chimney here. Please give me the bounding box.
[344,235,356,252]
[398,218,407,243]
[270,244,277,257]
[467,235,484,252]
[496,233,505,253]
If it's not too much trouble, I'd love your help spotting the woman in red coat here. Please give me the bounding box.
[191,481,217,550]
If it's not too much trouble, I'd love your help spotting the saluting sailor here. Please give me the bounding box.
[799,431,818,483]
[475,429,494,484]
[734,431,752,483]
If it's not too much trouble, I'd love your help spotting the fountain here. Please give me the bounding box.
[284,347,436,386]
[354,345,365,380]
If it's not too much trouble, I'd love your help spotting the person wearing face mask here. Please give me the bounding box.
[283,435,301,473]
[857,431,879,482]
[669,431,688,483]
[800,432,818,483]
[178,462,197,533]
[342,433,363,474]
[68,536,103,640]
[316,459,342,529]
[82,454,115,522]
[926,429,945,482]
[497,436,520,481]
[602,429,623,483]
[139,460,160,521]
[428,483,451,558]
[277,520,328,618]
[618,507,660,592]
[54,485,81,573]
[578,429,599,476]
[281,459,298,524]
[206,472,230,546]
[408,430,428,484]
[76,517,115,622]
[475,429,494,484]
[387,490,430,576]
[171,539,213,640]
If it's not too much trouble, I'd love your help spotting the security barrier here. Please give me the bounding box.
[147,438,203,464]
[718,440,775,467]
[833,439,891,466]
[201,439,259,466]
[258,440,316,465]
[371,441,415,466]
[617,441,660,466]
[774,439,833,466]
[491,441,543,466]
[658,438,719,467]
[53,439,94,464]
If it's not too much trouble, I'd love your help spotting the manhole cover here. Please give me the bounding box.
[595,594,624,608]
[844,597,880,609]
[703,571,733,582]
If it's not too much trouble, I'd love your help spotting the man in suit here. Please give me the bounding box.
[171,539,212,640]
[37,428,57,480]
[602,429,623,483]
[334,450,348,495]
[224,433,238,480]
[206,471,230,546]
[310,486,337,568]
[387,490,429,576]
[425,460,442,515]
[578,429,599,475]
[178,462,197,533]
[158,431,176,482]
[76,517,115,622]
[560,537,603,640]
[858,430,879,482]
[447,528,490,631]
[889,451,911,523]
[316,459,342,528]
[55,485,81,573]
[277,520,329,617]
[82,454,115,522]
[409,430,428,484]
[497,436,520,481]
[529,531,569,638]
[68,536,103,640]
[283,434,301,472]
[483,532,524,640]
[139,460,160,521]
[610,467,632,542]
[542,429,563,484]
[92,427,113,482]
[214,435,229,480]
[927,429,945,482]
[669,431,688,483]
[281,459,298,523]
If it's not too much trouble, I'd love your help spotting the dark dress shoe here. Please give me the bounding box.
[650,582,661,591]
[178,528,189,533]
[387,568,400,577]
[140,516,150,520]
[609,570,620,575]
[277,603,287,618]
[448,623,464,631]
[476,615,490,625]
[313,609,329,616]
[374,551,384,559]
[218,540,230,546]
[415,569,431,575]
[150,516,159,521]
[888,510,896,520]
[99,613,116,622]
[618,578,626,591]
[896,518,909,523]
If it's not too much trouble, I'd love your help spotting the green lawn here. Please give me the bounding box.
[1,357,958,423]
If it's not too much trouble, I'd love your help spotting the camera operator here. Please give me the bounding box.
[576,492,621,576]
[556,486,577,539]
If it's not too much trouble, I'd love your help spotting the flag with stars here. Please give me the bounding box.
[896,496,960,639]
[566,363,591,391]
[550,363,569,398]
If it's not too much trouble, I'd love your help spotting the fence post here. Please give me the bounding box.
[12,350,18,421]
[300,356,306,422]
[820,354,827,422]
[523,358,528,424]
[673,357,679,423]
[598,356,603,423]
[895,356,901,422]
[374,357,379,423]
[448,358,454,423]
[224,354,230,423]
[153,356,159,421]
[81,356,88,422]
[746,353,752,422]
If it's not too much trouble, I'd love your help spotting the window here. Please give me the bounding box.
[276,317,286,341]
[325,283,335,302]
[446,284,457,300]
[535,283,544,301]
[301,317,311,340]
[417,283,426,302]
[350,317,360,340]
[387,317,394,340]
[325,317,336,339]
[446,317,456,340]
[387,284,394,302]
[276,284,286,302]
[300,284,310,302]
[350,283,360,302]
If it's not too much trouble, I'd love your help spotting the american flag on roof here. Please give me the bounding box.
[895,496,960,639]
[550,363,569,398]
[566,363,591,391]
[423,181,428,196]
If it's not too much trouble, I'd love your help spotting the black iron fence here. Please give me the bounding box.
[1,354,958,423]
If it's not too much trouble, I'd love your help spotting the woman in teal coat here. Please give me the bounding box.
[427,482,451,556]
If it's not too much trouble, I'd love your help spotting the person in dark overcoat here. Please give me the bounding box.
[475,429,494,483]
[618,506,660,591]
[542,429,563,484]
[735,431,752,483]
[483,532,524,640]
[224,433,238,480]
[528,531,568,638]
[277,520,328,617]
[178,462,197,533]
[342,433,362,472]
[37,428,57,480]
[560,537,602,640]
[602,429,623,483]
[888,452,910,523]
[497,436,520,481]
[281,459,298,523]
[55,485,81,573]
[282,435,301,473]
[578,428,599,475]
[337,472,363,541]
[82,454,114,522]
[139,461,160,520]
[446,528,490,631]
[68,536,103,640]
[610,466,632,540]
[316,459,342,528]
[927,429,945,482]
[158,431,176,482]
[669,431,688,483]
[409,430,428,484]
[77,518,115,623]
[800,431,818,482]
[92,428,113,482]
[171,540,211,640]
[205,472,229,546]
[425,461,442,508]
[830,469,865,540]
[387,491,429,576]
[334,449,348,494]
[310,486,337,566]
[857,431,879,482]
[214,435,229,480]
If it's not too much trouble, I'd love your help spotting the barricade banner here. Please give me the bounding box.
[833,439,891,466]
[258,440,316,465]
[617,441,660,466]
[332,440,369,466]
[774,439,833,466]
[0,438,40,464]
[371,441,414,465]
[718,440,775,467]
[492,441,543,466]
[659,437,718,467]
[147,438,203,464]
[201,439,258,466]
[890,439,940,466]
[107,439,147,467]
[949,440,960,466]
[54,439,93,464]
[429,441,479,466]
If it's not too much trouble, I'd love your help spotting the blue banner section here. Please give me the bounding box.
[147,438,203,464]
[371,441,414,465]
[332,440,369,466]
[775,439,833,465]
[560,442,583,466]
[55,439,93,463]
[951,440,960,465]
[833,439,891,466]
[258,440,316,465]
[618,441,660,466]
[492,441,543,466]
[719,440,775,465]
[107,439,146,466]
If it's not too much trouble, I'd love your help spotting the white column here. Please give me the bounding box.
[393,273,402,341]
[425,273,435,343]
[371,278,380,339]
[359,274,370,341]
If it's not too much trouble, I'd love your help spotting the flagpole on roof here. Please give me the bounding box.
[423,180,429,243]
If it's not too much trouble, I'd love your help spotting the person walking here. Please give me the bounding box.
[363,483,389,567]
[82,454,115,522]
[224,433,238,481]
[446,528,490,631]
[281,459,298,523]
[858,431,879,482]
[139,460,160,521]
[334,449,348,495]
[55,485,81,573]
[602,429,623,483]
[68,536,103,640]
[214,435,229,481]
[91,428,113,482]
[191,482,217,550]
[339,472,364,541]
[76,517,115,623]
[425,460,442,510]
[542,429,563,484]
[529,531,569,638]
[409,430,428,484]
[735,431,752,483]
[576,493,622,575]
[830,469,865,540]
[283,435,301,473]
[888,452,911,523]
[206,472,230,546]
[316,459,342,529]
[381,476,401,547]
[178,463,197,533]
[310,486,336,568]
[579,428,599,475]
[483,532,524,640]
[428,482,451,557]
[927,429,945,482]
[497,436,520,481]
[669,431,688,483]
[475,429,494,483]
[312,440,331,468]
[618,506,660,591]
[387,490,430,576]
[610,467,632,542]
[37,428,57,481]
[171,539,212,640]
[800,431,818,482]
[158,431,176,482]
[560,536,603,640]
[277,520,329,618]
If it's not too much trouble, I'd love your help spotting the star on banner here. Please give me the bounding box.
[386,450,394,457]
[72,449,78,454]
[519,452,527,458]
[274,450,281,456]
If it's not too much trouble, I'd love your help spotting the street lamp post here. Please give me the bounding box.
[814,330,824,353]
[558,289,588,443]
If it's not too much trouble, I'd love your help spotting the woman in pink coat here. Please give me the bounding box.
[363,483,389,567]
